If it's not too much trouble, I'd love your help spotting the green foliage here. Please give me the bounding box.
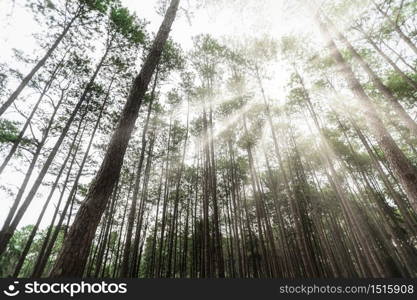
[0,225,64,277]
[110,6,145,44]
[0,119,20,145]
[0,226,31,277]
[27,0,56,15]
[280,35,299,56]
[191,34,226,81]
[0,75,8,98]
[81,0,112,13]
[385,70,417,99]
[160,40,185,75]
[248,36,277,62]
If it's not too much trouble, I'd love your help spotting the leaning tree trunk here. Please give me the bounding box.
[380,38,417,72]
[297,72,385,277]
[0,48,107,255]
[49,0,180,277]
[372,0,417,57]
[0,13,78,116]
[361,29,417,91]
[324,14,417,136]
[313,11,417,215]
[0,89,65,242]
[11,126,75,277]
[31,117,89,278]
[9,79,112,276]
[0,52,67,175]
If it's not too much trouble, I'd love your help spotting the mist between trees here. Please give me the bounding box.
[1,0,417,278]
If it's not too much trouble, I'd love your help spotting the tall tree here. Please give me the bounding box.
[49,0,180,277]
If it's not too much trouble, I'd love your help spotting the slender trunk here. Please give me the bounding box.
[0,89,65,250]
[119,71,158,277]
[0,13,78,116]
[324,14,417,136]
[208,105,225,278]
[166,98,189,277]
[94,183,119,277]
[380,39,417,73]
[362,29,417,91]
[148,162,165,277]
[131,135,156,277]
[0,52,67,174]
[0,47,109,255]
[31,120,88,277]
[314,11,417,214]
[50,0,180,277]
[11,125,74,277]
[373,1,417,56]
[31,78,111,277]
[156,118,173,277]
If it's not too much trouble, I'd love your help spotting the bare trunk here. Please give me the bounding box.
[314,11,417,214]
[0,13,78,116]
[49,1,180,277]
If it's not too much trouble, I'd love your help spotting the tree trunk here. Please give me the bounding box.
[314,11,417,214]
[0,47,109,255]
[324,14,417,136]
[373,1,417,56]
[362,29,417,91]
[166,98,189,277]
[0,13,78,116]
[119,71,158,277]
[49,0,180,277]
[0,52,67,175]
[0,89,65,253]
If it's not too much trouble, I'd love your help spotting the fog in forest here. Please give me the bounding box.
[1,0,417,278]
